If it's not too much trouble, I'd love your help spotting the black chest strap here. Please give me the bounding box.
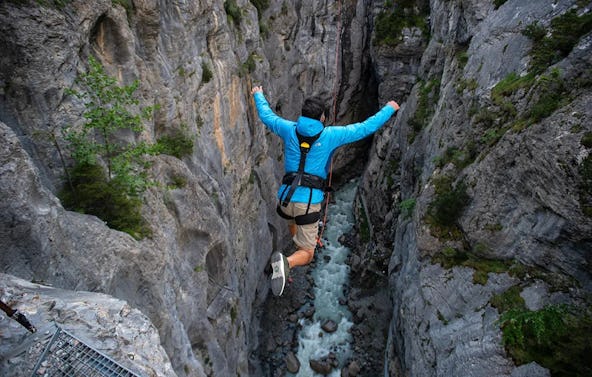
[280,129,324,207]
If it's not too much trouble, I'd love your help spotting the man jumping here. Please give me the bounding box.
[251,85,399,296]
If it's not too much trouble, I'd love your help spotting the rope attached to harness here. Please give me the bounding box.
[317,0,342,247]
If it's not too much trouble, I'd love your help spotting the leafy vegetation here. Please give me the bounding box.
[224,0,242,27]
[408,79,440,142]
[456,47,469,69]
[427,177,469,231]
[498,304,592,377]
[490,72,536,105]
[432,246,513,285]
[356,200,371,243]
[168,174,188,190]
[250,0,269,19]
[399,198,416,219]
[201,62,213,84]
[493,0,508,9]
[491,285,526,313]
[60,163,151,238]
[581,132,592,148]
[112,0,133,13]
[60,57,158,239]
[240,52,260,76]
[523,10,592,74]
[374,0,429,46]
[579,154,592,217]
[433,145,477,170]
[155,128,194,159]
[474,6,591,150]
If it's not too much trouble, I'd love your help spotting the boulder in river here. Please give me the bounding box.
[285,352,300,374]
[321,319,338,333]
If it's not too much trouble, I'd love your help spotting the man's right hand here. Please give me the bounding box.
[251,86,263,95]
[387,101,400,111]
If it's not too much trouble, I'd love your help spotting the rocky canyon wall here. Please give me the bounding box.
[0,1,276,376]
[0,0,377,376]
[1,0,590,376]
[359,0,592,376]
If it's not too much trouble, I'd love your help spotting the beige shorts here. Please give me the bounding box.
[281,202,322,250]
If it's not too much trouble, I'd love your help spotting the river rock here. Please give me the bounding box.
[347,360,361,376]
[285,352,300,374]
[309,357,334,375]
[303,306,315,318]
[321,319,338,333]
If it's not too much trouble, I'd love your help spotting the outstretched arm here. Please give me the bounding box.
[330,100,399,146]
[251,86,295,137]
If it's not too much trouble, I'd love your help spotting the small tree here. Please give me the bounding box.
[61,57,157,238]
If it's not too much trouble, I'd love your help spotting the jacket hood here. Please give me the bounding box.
[296,116,324,136]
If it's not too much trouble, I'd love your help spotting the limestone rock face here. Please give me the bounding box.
[0,273,176,377]
[359,0,592,376]
[0,1,368,376]
[1,0,591,376]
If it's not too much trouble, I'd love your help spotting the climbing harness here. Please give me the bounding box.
[277,130,326,225]
[275,0,342,243]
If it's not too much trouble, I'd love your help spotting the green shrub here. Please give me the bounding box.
[224,0,242,27]
[201,62,213,83]
[498,304,592,376]
[428,179,469,229]
[61,57,157,239]
[580,154,592,216]
[240,52,260,76]
[434,146,475,170]
[250,0,269,19]
[374,0,429,46]
[491,285,526,313]
[112,0,132,12]
[500,305,568,348]
[493,0,508,9]
[491,72,536,105]
[399,198,416,219]
[60,163,150,239]
[527,69,567,123]
[433,246,513,285]
[408,79,440,141]
[168,174,188,189]
[581,132,592,148]
[155,131,194,158]
[524,10,592,74]
[457,49,469,69]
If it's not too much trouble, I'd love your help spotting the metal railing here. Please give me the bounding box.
[30,325,142,377]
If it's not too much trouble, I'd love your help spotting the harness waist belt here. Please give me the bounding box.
[282,172,326,191]
[277,205,321,225]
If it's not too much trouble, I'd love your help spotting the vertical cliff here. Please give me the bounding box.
[1,0,590,376]
[0,0,371,376]
[359,0,592,376]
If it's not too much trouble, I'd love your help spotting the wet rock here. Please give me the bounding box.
[288,314,299,323]
[309,358,334,375]
[321,319,338,333]
[347,360,361,376]
[265,337,277,353]
[285,352,300,374]
[303,307,315,318]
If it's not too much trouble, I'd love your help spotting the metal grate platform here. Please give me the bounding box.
[30,326,142,377]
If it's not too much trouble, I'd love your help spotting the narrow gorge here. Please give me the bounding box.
[1,1,590,377]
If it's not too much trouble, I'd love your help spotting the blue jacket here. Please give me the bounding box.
[254,92,396,204]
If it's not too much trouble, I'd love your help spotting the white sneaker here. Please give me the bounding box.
[270,252,289,296]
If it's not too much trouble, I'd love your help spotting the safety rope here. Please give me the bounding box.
[317,0,342,248]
